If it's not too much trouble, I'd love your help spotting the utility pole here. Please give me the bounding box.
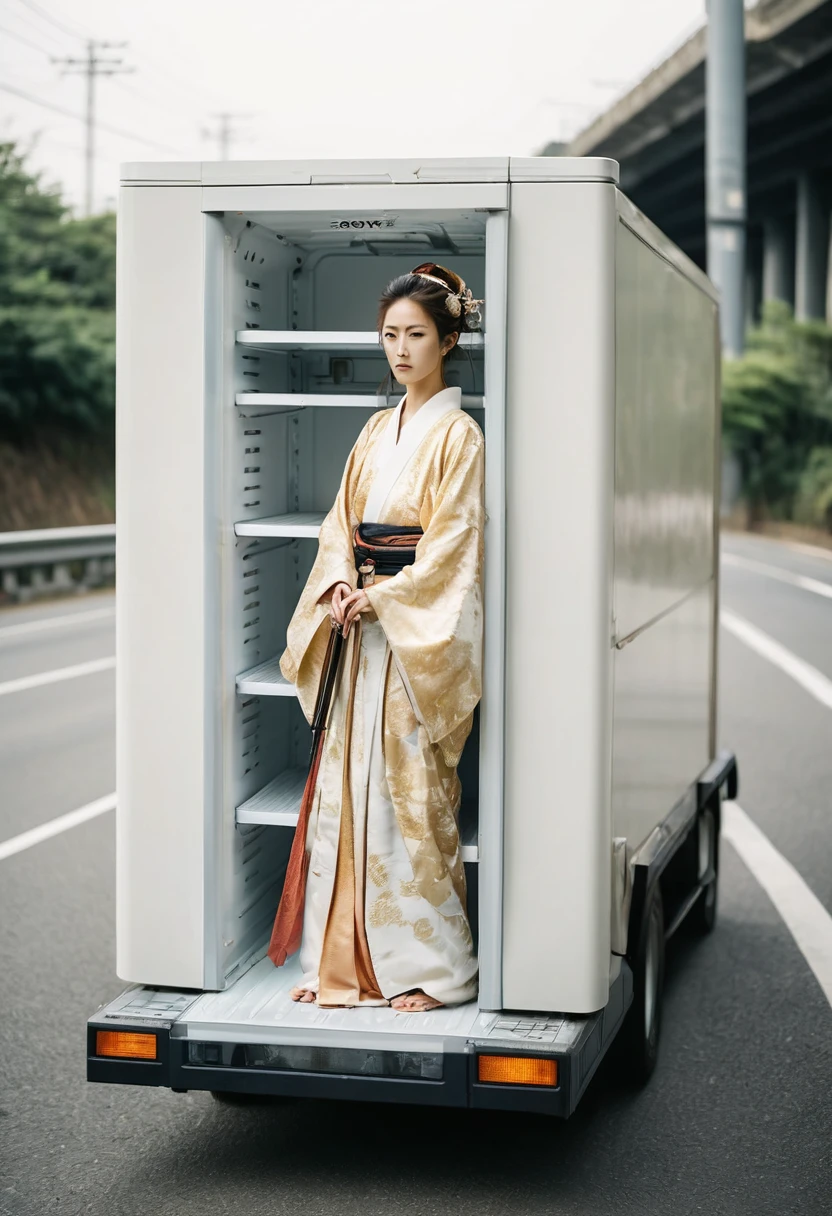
[53,41,134,217]
[203,113,254,160]
[706,0,747,357]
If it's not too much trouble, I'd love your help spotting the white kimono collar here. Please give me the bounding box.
[362,385,462,522]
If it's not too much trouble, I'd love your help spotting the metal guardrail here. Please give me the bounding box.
[0,525,116,603]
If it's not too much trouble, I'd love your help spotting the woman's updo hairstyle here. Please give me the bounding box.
[376,262,483,350]
[376,262,484,400]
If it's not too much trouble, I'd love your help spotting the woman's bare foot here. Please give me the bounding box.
[290,986,317,1003]
[389,989,444,1013]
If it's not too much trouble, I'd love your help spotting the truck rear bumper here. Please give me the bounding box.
[88,964,632,1117]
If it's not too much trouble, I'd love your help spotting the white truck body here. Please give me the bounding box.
[89,156,736,1116]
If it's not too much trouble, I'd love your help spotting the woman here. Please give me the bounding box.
[268,262,485,1013]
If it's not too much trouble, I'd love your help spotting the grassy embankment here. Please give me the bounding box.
[0,434,114,532]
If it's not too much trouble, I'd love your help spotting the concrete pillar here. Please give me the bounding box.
[84,557,102,588]
[53,562,73,590]
[706,0,747,357]
[795,172,829,321]
[762,215,795,307]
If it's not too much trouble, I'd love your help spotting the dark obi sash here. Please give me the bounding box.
[353,522,424,576]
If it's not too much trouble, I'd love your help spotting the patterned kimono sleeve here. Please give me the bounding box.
[279,413,381,720]
[363,420,485,762]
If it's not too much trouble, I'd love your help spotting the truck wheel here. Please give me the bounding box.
[211,1090,256,1105]
[210,1090,295,1106]
[688,805,719,935]
[616,884,665,1086]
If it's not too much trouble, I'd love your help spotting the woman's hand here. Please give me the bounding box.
[318,582,353,626]
[340,588,372,635]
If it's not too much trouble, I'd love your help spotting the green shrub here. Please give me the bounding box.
[723,302,832,528]
[0,141,115,442]
[794,447,832,530]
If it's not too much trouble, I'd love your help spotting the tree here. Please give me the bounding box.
[722,302,832,527]
[0,141,115,442]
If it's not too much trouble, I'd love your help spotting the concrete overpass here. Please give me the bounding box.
[565,0,832,324]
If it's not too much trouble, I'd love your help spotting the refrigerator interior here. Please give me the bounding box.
[212,205,489,990]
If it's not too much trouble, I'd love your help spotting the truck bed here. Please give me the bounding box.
[88,958,632,1117]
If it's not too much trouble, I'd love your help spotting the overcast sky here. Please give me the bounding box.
[1,0,713,214]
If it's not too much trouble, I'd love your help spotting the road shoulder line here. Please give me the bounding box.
[0,606,115,641]
[723,802,832,1007]
[720,609,832,711]
[0,793,116,861]
[0,656,116,698]
[722,553,832,599]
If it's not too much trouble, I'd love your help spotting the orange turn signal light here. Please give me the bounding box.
[478,1054,558,1087]
[95,1030,157,1060]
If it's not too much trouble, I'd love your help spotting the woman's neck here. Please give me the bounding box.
[400,372,447,421]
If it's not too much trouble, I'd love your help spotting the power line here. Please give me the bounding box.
[12,0,90,42]
[53,40,137,216]
[5,5,69,51]
[23,129,108,160]
[0,80,185,155]
[111,76,204,129]
[8,1,219,117]
[131,38,229,112]
[2,17,214,131]
[0,20,55,55]
[0,79,93,122]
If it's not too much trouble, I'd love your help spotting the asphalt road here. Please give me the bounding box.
[0,535,830,1216]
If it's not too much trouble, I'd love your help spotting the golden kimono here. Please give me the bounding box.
[276,385,484,1007]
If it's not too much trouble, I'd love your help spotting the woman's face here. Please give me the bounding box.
[381,298,457,387]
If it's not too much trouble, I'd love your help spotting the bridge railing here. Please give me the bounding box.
[0,525,116,604]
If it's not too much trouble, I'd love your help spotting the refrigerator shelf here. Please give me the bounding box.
[236,770,480,863]
[234,512,325,539]
[236,330,485,353]
[236,656,296,697]
[236,768,307,827]
[234,391,485,416]
[235,392,382,416]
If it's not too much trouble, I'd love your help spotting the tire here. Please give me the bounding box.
[210,1090,255,1105]
[210,1090,294,1106]
[615,884,665,1086]
[688,804,719,935]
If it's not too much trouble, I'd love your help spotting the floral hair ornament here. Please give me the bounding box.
[413,269,484,327]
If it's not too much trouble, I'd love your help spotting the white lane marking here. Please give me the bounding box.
[722,532,832,563]
[722,553,832,600]
[720,610,832,712]
[0,656,116,698]
[723,802,832,1007]
[0,793,116,862]
[0,606,114,641]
